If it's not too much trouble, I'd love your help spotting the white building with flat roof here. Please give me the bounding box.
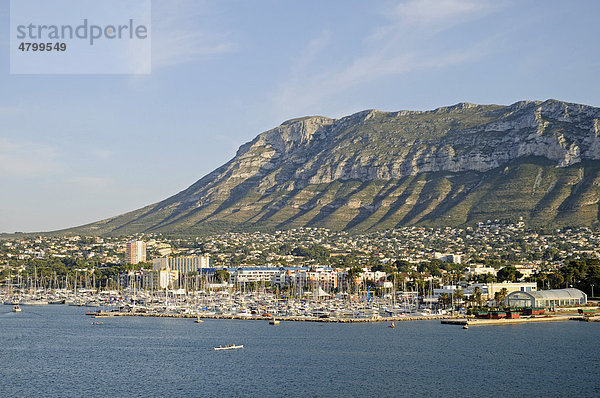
[232,267,282,284]
[465,265,497,278]
[434,253,462,264]
[152,255,211,275]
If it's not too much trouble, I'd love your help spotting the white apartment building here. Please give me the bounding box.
[152,254,211,275]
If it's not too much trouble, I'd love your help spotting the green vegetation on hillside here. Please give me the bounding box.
[54,100,600,236]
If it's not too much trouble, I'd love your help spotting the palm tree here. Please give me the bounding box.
[346,266,363,294]
[439,293,450,309]
[494,287,509,307]
[454,289,464,308]
[499,287,508,303]
[473,287,483,307]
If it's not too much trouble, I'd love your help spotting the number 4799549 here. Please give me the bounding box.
[18,42,67,51]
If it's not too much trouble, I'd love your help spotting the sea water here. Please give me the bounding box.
[1,305,598,397]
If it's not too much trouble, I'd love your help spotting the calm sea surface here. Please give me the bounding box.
[0,305,598,397]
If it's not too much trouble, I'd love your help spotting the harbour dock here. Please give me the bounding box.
[90,311,597,325]
[442,314,584,326]
[89,310,457,323]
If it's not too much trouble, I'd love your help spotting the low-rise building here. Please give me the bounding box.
[505,288,587,308]
[515,266,536,279]
[468,282,537,300]
[232,267,282,285]
[434,252,462,264]
[465,265,497,278]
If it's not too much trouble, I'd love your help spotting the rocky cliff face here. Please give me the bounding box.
[64,99,600,235]
[227,99,600,185]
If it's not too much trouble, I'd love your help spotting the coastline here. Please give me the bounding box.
[88,310,600,324]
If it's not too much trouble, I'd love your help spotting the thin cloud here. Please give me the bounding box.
[0,106,22,115]
[393,0,497,27]
[290,30,332,76]
[0,138,63,178]
[270,0,503,116]
[150,0,236,70]
[92,148,113,160]
[68,176,115,191]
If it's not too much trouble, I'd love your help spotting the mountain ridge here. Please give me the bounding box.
[59,99,600,236]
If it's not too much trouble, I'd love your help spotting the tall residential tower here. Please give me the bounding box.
[125,241,146,264]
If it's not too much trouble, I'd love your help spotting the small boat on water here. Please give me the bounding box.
[269,319,280,325]
[195,316,204,323]
[389,322,395,328]
[463,325,469,329]
[213,344,244,351]
[12,305,22,313]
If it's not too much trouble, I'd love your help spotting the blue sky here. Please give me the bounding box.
[1,0,599,233]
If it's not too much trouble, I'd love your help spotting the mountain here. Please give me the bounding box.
[65,99,600,236]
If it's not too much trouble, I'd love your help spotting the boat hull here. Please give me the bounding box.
[213,345,243,351]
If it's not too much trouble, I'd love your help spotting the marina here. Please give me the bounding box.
[2,289,596,325]
[0,285,458,323]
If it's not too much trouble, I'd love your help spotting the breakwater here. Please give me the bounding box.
[89,310,457,323]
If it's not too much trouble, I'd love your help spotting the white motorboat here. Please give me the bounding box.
[213,344,244,351]
[12,305,22,312]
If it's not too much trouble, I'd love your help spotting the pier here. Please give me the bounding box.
[442,314,586,326]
